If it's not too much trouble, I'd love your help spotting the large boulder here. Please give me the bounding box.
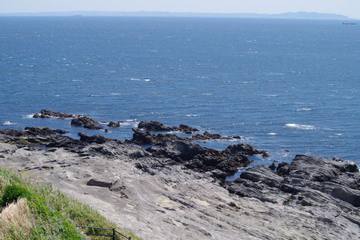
[71,116,103,130]
[33,109,78,119]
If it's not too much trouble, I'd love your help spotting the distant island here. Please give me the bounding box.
[0,11,353,20]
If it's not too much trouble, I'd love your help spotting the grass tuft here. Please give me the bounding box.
[0,168,140,240]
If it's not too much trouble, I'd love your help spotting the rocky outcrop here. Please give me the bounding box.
[79,133,110,144]
[108,121,121,128]
[137,121,199,133]
[71,116,103,130]
[138,121,173,132]
[130,128,242,146]
[191,131,241,141]
[130,128,184,145]
[227,155,360,210]
[139,141,265,179]
[177,124,199,134]
[33,109,79,119]
[224,143,269,158]
[129,123,268,179]
[0,127,82,149]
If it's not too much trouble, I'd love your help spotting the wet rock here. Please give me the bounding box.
[33,109,78,119]
[192,131,222,140]
[130,128,185,145]
[138,121,173,132]
[276,162,290,176]
[138,121,199,133]
[71,116,103,130]
[108,121,121,128]
[177,124,199,133]
[224,144,269,158]
[130,128,155,145]
[79,133,110,144]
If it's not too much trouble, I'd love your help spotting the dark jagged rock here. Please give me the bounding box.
[79,133,110,144]
[177,124,199,133]
[130,128,156,145]
[24,127,67,136]
[224,144,269,158]
[192,131,222,140]
[148,141,205,162]
[191,131,240,141]
[137,121,199,133]
[226,155,360,209]
[129,122,269,179]
[130,128,185,145]
[71,116,103,130]
[108,121,121,128]
[138,121,173,132]
[0,127,82,149]
[33,109,78,119]
[145,140,252,179]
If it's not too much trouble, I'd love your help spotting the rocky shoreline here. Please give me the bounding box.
[0,110,359,239]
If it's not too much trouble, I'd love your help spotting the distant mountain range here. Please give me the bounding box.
[0,11,353,20]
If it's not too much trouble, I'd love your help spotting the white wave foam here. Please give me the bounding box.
[263,94,278,98]
[185,114,198,117]
[296,107,313,112]
[144,78,151,82]
[285,123,316,130]
[120,119,139,127]
[2,121,15,126]
[267,132,277,136]
[23,114,35,119]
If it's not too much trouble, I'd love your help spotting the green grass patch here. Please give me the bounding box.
[0,168,140,240]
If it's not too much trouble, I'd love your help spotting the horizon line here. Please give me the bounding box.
[0,11,356,20]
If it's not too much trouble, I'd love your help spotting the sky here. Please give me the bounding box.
[0,0,359,18]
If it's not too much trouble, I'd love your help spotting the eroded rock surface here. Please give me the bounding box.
[228,155,360,213]
[1,121,360,240]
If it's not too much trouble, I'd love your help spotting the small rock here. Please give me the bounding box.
[108,121,121,128]
[86,179,112,188]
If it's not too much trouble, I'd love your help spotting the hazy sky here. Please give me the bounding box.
[0,0,359,18]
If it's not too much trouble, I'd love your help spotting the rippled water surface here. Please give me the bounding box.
[1,17,360,162]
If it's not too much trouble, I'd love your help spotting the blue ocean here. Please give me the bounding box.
[1,17,360,163]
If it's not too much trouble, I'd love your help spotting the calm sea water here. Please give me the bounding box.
[1,17,360,163]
